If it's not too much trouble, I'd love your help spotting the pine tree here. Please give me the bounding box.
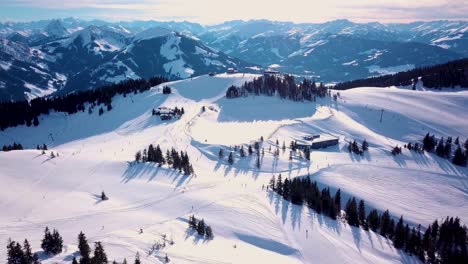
[135,151,141,162]
[197,219,206,236]
[134,252,141,264]
[7,239,24,264]
[367,209,380,232]
[334,189,341,214]
[358,200,366,228]
[436,137,445,157]
[452,146,467,166]
[23,239,34,264]
[101,191,108,201]
[269,175,275,191]
[248,145,253,155]
[240,146,245,157]
[362,140,368,151]
[41,227,52,254]
[78,231,91,264]
[380,210,392,237]
[393,216,406,249]
[345,197,359,227]
[51,229,63,255]
[188,215,197,229]
[443,140,452,158]
[228,152,234,165]
[91,242,107,264]
[72,257,79,264]
[205,226,214,239]
[218,148,224,159]
[276,174,283,195]
[256,155,261,169]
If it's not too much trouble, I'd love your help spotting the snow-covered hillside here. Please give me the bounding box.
[1,74,467,263]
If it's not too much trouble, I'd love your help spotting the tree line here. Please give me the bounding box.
[188,215,214,240]
[270,175,467,264]
[135,144,194,175]
[7,229,146,264]
[2,142,24,152]
[226,75,329,101]
[421,133,468,167]
[0,76,168,130]
[334,58,468,90]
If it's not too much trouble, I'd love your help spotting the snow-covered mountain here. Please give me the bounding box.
[0,38,66,101]
[0,18,467,101]
[61,30,256,94]
[1,74,467,263]
[199,19,467,80]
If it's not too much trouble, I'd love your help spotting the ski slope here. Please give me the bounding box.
[1,73,467,264]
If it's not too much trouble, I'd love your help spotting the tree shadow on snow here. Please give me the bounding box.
[121,161,193,188]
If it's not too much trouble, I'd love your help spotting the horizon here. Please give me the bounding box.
[1,0,467,24]
[1,16,468,26]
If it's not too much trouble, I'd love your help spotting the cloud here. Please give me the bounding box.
[1,0,467,23]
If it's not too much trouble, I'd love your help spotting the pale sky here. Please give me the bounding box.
[1,0,467,24]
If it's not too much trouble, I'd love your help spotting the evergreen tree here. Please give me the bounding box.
[248,145,253,155]
[78,231,91,264]
[452,146,467,166]
[7,239,24,264]
[276,174,283,196]
[345,197,359,227]
[41,227,52,254]
[380,210,392,237]
[362,140,369,151]
[134,252,141,264]
[334,189,341,214]
[358,200,366,228]
[443,140,452,158]
[269,175,276,191]
[51,229,63,255]
[228,152,234,165]
[393,216,406,249]
[135,151,141,162]
[72,257,79,264]
[240,146,245,157]
[436,137,445,157]
[218,148,224,159]
[188,215,197,229]
[23,239,34,264]
[91,242,107,264]
[205,226,214,240]
[367,209,380,232]
[455,137,460,145]
[196,219,206,236]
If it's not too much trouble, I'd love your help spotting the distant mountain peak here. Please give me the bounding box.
[45,19,69,37]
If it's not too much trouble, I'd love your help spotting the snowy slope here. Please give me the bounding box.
[1,74,466,263]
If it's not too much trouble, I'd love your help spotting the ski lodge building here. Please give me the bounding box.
[295,134,339,150]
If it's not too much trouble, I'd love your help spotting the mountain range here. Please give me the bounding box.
[0,18,467,101]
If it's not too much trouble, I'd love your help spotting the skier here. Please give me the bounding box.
[306,229,308,239]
